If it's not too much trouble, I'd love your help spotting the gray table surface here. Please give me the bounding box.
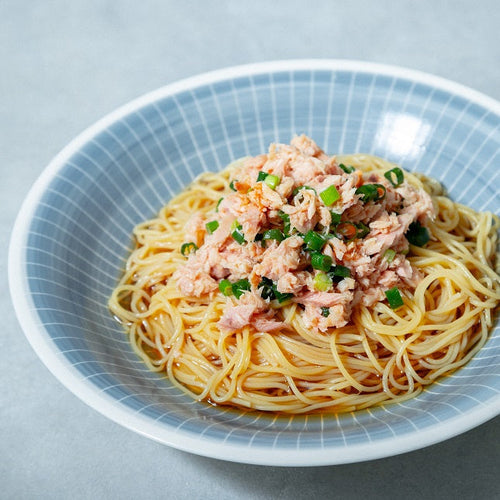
[2,1,499,499]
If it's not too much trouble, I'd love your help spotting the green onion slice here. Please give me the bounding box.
[229,180,237,191]
[219,279,233,296]
[215,197,223,212]
[384,248,396,263]
[335,266,351,278]
[256,170,281,189]
[230,220,246,245]
[406,221,430,247]
[258,277,275,300]
[355,183,386,202]
[262,228,285,242]
[278,210,291,235]
[336,222,358,240]
[384,167,404,187]
[232,228,246,245]
[375,184,387,200]
[257,171,268,182]
[180,242,198,256]
[303,230,326,251]
[232,279,251,299]
[257,277,294,303]
[339,163,355,174]
[321,307,330,317]
[313,272,333,292]
[385,287,404,309]
[330,211,342,226]
[205,220,219,234]
[310,252,333,272]
[329,265,351,279]
[355,222,370,239]
[356,184,378,201]
[264,174,280,190]
[320,184,341,206]
[272,285,294,303]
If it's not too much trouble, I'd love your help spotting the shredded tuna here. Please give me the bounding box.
[281,189,319,234]
[296,291,350,308]
[218,304,256,331]
[303,304,349,330]
[252,317,290,332]
[252,236,305,282]
[183,213,206,248]
[276,271,309,294]
[176,135,435,333]
[218,292,269,332]
[175,265,218,296]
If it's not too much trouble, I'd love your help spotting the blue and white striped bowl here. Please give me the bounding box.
[9,61,500,466]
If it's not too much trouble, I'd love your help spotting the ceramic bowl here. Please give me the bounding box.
[9,60,500,466]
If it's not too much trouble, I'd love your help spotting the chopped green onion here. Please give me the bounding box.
[232,228,246,245]
[205,220,219,234]
[232,279,251,299]
[219,279,233,296]
[329,265,351,279]
[262,228,285,242]
[311,252,333,272]
[229,180,237,191]
[376,184,387,200]
[355,184,386,202]
[292,185,316,196]
[313,272,333,292]
[339,163,355,174]
[215,197,223,212]
[180,242,198,256]
[355,222,370,239]
[384,167,404,187]
[330,211,342,226]
[385,287,404,309]
[278,211,291,235]
[258,277,294,302]
[256,170,280,189]
[335,266,351,278]
[321,307,330,317]
[257,171,268,182]
[264,174,280,190]
[304,230,326,251]
[384,248,396,263]
[230,220,246,244]
[356,184,378,201]
[272,284,294,303]
[258,277,275,300]
[406,221,430,247]
[320,184,341,206]
[336,222,358,240]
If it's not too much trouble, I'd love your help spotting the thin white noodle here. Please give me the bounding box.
[109,154,500,414]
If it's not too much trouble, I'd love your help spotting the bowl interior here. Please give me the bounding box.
[16,63,500,464]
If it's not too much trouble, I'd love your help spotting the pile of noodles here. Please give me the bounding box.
[109,154,500,413]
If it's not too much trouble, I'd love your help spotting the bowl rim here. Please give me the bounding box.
[9,59,500,466]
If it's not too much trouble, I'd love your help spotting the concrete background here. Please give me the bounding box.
[2,1,499,498]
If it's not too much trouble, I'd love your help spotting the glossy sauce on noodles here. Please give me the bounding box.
[109,136,500,414]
